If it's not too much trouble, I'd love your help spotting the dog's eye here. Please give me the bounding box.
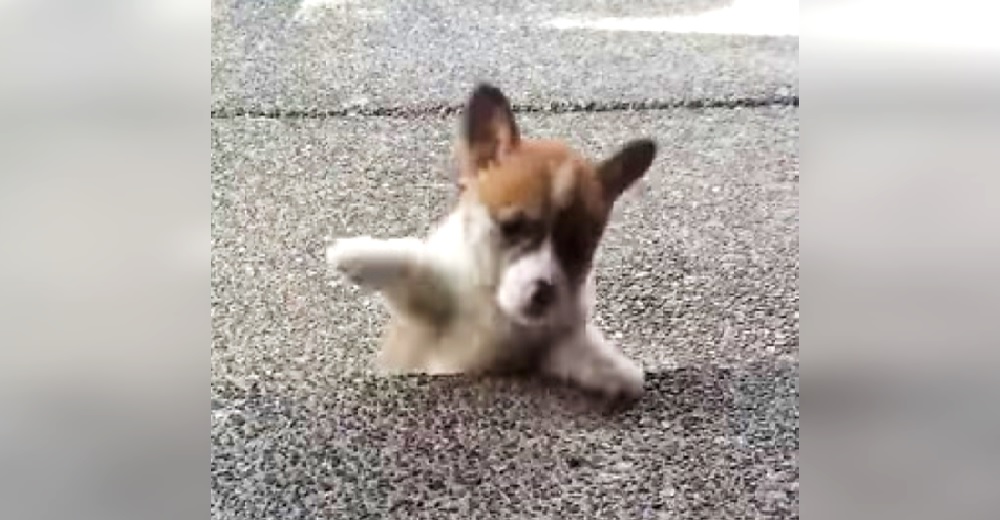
[498,216,535,241]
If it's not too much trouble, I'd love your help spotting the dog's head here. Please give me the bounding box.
[454,84,657,327]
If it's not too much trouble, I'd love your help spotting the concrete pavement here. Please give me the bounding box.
[211,0,797,112]
[212,1,798,518]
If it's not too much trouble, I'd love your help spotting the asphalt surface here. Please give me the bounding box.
[212,1,799,518]
[211,0,797,113]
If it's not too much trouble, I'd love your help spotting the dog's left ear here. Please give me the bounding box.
[597,139,657,203]
[456,84,520,182]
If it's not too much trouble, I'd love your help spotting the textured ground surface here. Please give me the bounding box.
[211,0,797,113]
[212,0,799,518]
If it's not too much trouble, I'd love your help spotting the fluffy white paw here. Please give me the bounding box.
[327,236,423,288]
[543,327,645,401]
[599,359,645,400]
[326,237,388,285]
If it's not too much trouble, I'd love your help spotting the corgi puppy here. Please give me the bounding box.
[327,84,657,399]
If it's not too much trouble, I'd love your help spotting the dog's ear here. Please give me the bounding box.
[596,139,657,202]
[458,84,520,177]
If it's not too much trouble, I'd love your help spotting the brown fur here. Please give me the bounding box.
[462,140,611,285]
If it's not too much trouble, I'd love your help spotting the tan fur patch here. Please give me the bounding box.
[468,140,605,224]
[460,138,613,284]
[475,155,551,221]
[456,83,655,289]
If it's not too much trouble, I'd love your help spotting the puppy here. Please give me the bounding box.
[327,84,657,399]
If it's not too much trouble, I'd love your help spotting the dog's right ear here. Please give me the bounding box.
[457,84,520,180]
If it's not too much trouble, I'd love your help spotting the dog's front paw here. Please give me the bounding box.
[326,236,385,286]
[598,359,645,401]
[543,330,646,402]
[326,236,423,288]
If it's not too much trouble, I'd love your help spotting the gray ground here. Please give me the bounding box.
[212,0,799,518]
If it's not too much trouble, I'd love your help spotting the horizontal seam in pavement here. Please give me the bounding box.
[211,95,798,120]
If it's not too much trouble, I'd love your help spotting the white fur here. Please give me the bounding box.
[495,238,568,326]
[327,200,644,399]
[543,324,644,397]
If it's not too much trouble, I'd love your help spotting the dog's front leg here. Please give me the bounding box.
[327,236,454,323]
[542,324,645,400]
[326,236,424,290]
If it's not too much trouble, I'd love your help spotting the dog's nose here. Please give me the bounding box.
[529,280,556,311]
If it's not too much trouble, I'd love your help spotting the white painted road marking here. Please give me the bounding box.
[294,0,383,23]
[544,0,798,37]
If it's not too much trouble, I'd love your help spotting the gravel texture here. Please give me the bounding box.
[211,0,798,112]
[213,1,799,517]
[212,108,799,518]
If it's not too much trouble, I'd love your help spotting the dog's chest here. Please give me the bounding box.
[379,295,506,375]
[380,206,585,375]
